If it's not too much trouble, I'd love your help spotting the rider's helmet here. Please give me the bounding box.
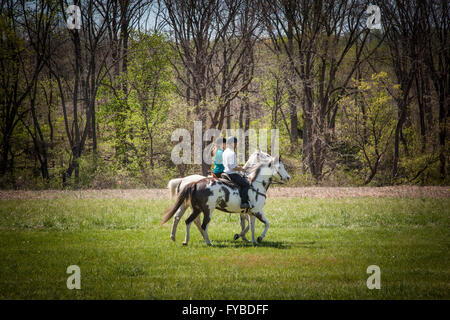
[226,136,238,148]
[215,137,226,146]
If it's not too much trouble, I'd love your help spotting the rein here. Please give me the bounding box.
[248,173,283,199]
[245,159,285,200]
[250,185,267,199]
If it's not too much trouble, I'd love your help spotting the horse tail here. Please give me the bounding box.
[161,182,196,225]
[168,178,183,199]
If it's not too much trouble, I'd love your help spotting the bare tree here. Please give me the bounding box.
[377,0,424,179]
[48,0,119,185]
[422,0,449,179]
[237,0,259,157]
[0,0,51,177]
[262,0,384,182]
[15,0,61,182]
[162,0,258,174]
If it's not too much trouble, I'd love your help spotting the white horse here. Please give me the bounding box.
[167,150,273,242]
[162,155,290,246]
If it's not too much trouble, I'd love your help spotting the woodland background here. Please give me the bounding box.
[0,0,448,189]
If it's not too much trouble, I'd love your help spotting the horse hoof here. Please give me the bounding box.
[182,242,188,246]
[233,233,240,241]
[257,236,263,243]
[170,235,176,242]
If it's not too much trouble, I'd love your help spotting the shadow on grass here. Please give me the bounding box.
[208,239,320,249]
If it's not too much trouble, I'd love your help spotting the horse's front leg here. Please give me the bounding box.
[254,211,269,243]
[241,214,251,242]
[249,214,257,245]
[234,214,250,242]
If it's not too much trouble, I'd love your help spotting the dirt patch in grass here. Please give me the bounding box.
[0,186,448,200]
[266,186,450,198]
[0,189,168,200]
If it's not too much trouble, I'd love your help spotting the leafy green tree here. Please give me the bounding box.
[338,72,397,184]
[98,31,173,185]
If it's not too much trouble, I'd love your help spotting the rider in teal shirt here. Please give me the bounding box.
[212,137,226,178]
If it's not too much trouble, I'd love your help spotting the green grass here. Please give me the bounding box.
[0,196,449,299]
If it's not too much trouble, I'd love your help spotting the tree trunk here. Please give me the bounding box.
[285,0,299,153]
[392,100,407,179]
[0,138,10,175]
[438,86,447,179]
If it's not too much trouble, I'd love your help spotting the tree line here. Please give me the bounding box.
[0,0,448,188]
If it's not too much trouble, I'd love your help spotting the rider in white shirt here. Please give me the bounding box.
[222,136,252,209]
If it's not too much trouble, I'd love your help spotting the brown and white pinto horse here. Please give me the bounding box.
[161,156,290,246]
[166,150,273,242]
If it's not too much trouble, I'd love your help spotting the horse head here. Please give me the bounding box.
[249,154,290,185]
[270,155,290,183]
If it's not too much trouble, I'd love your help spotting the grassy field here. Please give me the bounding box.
[0,193,449,299]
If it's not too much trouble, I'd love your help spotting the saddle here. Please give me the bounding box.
[220,173,266,200]
[217,173,238,189]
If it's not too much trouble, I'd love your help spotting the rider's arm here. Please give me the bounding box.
[230,152,245,172]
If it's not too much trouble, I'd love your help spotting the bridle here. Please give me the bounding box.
[248,167,285,199]
[250,185,268,199]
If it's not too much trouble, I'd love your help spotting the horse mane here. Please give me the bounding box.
[248,161,270,184]
[245,150,271,167]
[243,150,274,184]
